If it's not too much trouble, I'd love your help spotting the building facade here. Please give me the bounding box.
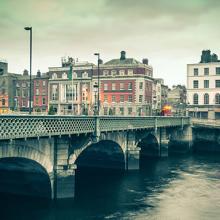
[187,50,220,119]
[48,58,94,115]
[48,51,154,116]
[33,71,49,113]
[0,61,17,114]
[168,85,187,116]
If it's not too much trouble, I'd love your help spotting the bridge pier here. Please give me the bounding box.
[159,128,169,157]
[169,125,193,154]
[126,132,140,170]
[52,137,76,199]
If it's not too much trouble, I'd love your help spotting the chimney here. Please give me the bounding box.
[142,58,148,65]
[37,70,41,77]
[23,69,29,76]
[120,51,126,60]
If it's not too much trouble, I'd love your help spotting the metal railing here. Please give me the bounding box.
[192,118,220,128]
[0,115,190,140]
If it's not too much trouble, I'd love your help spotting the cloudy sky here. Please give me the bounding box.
[0,0,219,87]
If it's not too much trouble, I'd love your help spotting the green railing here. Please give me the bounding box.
[0,115,190,140]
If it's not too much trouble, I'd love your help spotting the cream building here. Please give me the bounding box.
[187,50,220,119]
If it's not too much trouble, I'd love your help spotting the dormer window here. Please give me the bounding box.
[128,69,133,76]
[82,72,88,78]
[62,72,67,79]
[52,73,57,79]
[73,72,77,79]
[119,70,125,76]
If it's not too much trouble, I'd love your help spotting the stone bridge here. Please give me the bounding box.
[192,119,220,153]
[0,116,191,199]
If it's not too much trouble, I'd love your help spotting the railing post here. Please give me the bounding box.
[154,117,157,132]
[181,117,184,130]
[93,116,100,142]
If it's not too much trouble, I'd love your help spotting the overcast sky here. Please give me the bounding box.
[0,0,219,87]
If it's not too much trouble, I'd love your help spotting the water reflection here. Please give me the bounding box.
[0,154,220,220]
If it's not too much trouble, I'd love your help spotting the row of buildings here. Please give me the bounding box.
[1,51,186,116]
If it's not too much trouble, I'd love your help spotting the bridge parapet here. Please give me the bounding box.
[0,115,190,140]
[192,118,220,129]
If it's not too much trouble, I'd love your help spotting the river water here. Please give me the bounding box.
[0,154,220,220]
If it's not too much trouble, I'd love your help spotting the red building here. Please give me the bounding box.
[93,51,153,116]
[33,70,49,113]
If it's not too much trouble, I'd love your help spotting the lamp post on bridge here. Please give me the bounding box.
[24,26,32,115]
[94,53,100,115]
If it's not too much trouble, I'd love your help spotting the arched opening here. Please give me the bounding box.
[0,157,51,199]
[138,134,160,160]
[75,140,125,170]
[74,140,125,199]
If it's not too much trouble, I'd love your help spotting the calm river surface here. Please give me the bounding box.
[0,154,220,220]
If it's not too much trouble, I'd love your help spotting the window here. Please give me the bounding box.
[112,83,116,90]
[52,85,58,100]
[22,82,26,87]
[35,97,39,105]
[42,97,46,105]
[120,83,124,90]
[128,69,133,76]
[216,67,220,75]
[128,107,132,115]
[128,95,132,102]
[119,70,125,76]
[62,72,67,79]
[119,107,124,115]
[82,72,88,78]
[216,80,220,88]
[139,95,143,103]
[194,68,198,76]
[112,95,116,102]
[73,72,77,79]
[215,93,220,104]
[2,99,5,106]
[193,80,199,88]
[104,83,108,91]
[36,88,39,96]
[139,82,143,90]
[42,89,46,96]
[120,95,124,102]
[112,107,116,115]
[204,93,209,104]
[111,70,116,76]
[42,81,46,86]
[52,73,57,79]
[104,107,108,115]
[128,82,132,90]
[204,68,209,75]
[193,93,198,104]
[204,80,209,88]
[104,95,108,102]
[36,81,39,87]
[103,70,109,76]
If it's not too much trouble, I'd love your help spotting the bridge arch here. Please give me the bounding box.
[0,143,53,173]
[0,157,52,199]
[74,140,126,170]
[137,133,160,158]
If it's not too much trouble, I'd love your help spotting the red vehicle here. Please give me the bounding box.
[161,105,172,116]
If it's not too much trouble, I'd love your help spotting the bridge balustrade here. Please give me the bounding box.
[0,116,190,140]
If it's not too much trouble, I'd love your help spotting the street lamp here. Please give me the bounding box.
[94,53,101,115]
[24,26,32,114]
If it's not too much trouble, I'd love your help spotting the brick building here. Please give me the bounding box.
[33,70,49,113]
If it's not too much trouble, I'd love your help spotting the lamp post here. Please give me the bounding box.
[24,26,32,114]
[94,53,100,115]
